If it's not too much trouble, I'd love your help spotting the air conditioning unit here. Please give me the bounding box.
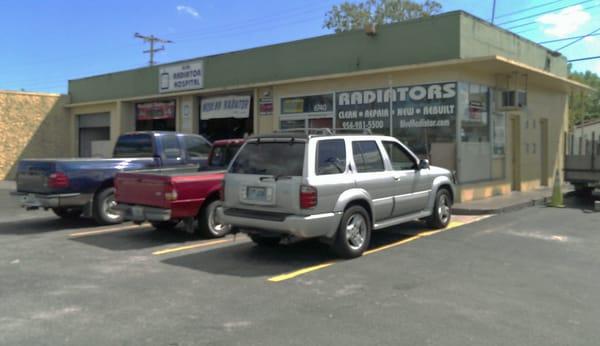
[499,90,527,110]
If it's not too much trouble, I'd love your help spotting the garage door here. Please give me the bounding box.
[78,113,110,157]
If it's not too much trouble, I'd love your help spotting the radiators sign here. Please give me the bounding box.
[159,60,204,93]
[336,82,457,133]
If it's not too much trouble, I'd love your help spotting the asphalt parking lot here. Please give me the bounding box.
[1,184,600,346]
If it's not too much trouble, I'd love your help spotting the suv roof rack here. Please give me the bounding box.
[275,128,373,136]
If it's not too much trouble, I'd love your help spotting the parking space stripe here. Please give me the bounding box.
[69,224,150,238]
[267,220,470,283]
[152,239,232,256]
[268,262,336,282]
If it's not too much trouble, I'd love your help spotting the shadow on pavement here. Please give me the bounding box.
[0,217,101,235]
[161,223,426,278]
[71,227,200,251]
[551,195,599,213]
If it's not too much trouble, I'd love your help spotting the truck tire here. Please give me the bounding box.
[151,220,180,231]
[197,199,232,238]
[426,189,452,229]
[331,205,371,259]
[52,207,83,220]
[93,187,124,225]
[574,184,593,198]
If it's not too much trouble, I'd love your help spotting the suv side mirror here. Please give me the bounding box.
[418,159,430,170]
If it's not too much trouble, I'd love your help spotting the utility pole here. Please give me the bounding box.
[134,33,173,66]
[491,0,497,24]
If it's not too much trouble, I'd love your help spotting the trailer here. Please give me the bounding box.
[565,132,600,197]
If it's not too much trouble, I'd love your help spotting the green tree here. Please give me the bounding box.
[569,68,600,126]
[324,0,442,33]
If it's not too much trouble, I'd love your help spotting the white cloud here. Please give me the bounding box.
[176,5,199,18]
[536,5,591,37]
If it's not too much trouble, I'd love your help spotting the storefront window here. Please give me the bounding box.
[280,94,334,131]
[135,101,176,131]
[335,88,391,136]
[199,95,253,141]
[457,83,496,183]
[392,83,457,162]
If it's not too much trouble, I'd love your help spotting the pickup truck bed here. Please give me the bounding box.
[114,138,244,238]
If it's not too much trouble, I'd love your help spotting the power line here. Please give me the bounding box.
[494,0,569,19]
[557,26,600,50]
[568,55,600,62]
[498,0,594,26]
[506,2,600,30]
[539,32,600,44]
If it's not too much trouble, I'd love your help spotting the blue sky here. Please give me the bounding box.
[1,0,599,94]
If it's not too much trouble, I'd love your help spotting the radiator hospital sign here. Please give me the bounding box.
[159,60,204,93]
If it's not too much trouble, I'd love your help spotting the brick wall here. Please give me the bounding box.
[0,91,71,180]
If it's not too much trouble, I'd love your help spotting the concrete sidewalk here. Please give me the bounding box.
[453,186,574,215]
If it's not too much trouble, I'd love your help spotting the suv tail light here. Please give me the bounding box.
[48,172,69,189]
[300,185,317,209]
[164,185,178,201]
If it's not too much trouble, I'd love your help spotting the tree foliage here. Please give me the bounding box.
[324,0,442,33]
[569,69,600,126]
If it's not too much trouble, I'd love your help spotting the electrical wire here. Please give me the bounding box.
[498,0,595,26]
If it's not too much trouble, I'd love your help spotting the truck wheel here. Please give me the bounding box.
[331,205,371,259]
[574,184,592,198]
[197,199,231,238]
[52,207,83,220]
[93,187,124,225]
[151,220,180,231]
[426,189,452,229]
[249,234,281,247]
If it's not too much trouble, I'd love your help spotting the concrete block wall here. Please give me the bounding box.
[0,91,71,180]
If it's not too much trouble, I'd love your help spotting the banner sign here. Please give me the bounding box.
[159,60,204,93]
[136,101,176,121]
[200,95,251,120]
[335,82,457,133]
[281,94,333,114]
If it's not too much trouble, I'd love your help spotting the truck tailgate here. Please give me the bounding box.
[16,161,55,194]
[115,173,172,209]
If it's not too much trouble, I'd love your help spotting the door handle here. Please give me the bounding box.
[393,175,402,181]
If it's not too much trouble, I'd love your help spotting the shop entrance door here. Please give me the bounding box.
[510,115,521,191]
[540,119,549,186]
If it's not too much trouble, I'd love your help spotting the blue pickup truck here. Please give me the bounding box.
[13,131,212,225]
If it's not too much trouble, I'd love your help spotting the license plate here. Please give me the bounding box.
[247,187,269,202]
[21,194,38,205]
[131,206,144,220]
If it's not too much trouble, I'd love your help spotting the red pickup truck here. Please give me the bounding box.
[114,139,244,238]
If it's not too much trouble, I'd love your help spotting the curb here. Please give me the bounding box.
[452,191,576,216]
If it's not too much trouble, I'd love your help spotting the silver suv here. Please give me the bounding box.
[218,130,456,258]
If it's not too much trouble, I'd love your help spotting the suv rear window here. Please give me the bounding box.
[316,139,346,175]
[113,134,154,158]
[230,141,305,176]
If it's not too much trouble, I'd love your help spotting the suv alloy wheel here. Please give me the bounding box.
[332,205,371,258]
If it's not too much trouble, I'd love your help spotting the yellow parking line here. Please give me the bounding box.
[152,239,232,256]
[69,224,149,238]
[268,262,336,282]
[268,220,466,283]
